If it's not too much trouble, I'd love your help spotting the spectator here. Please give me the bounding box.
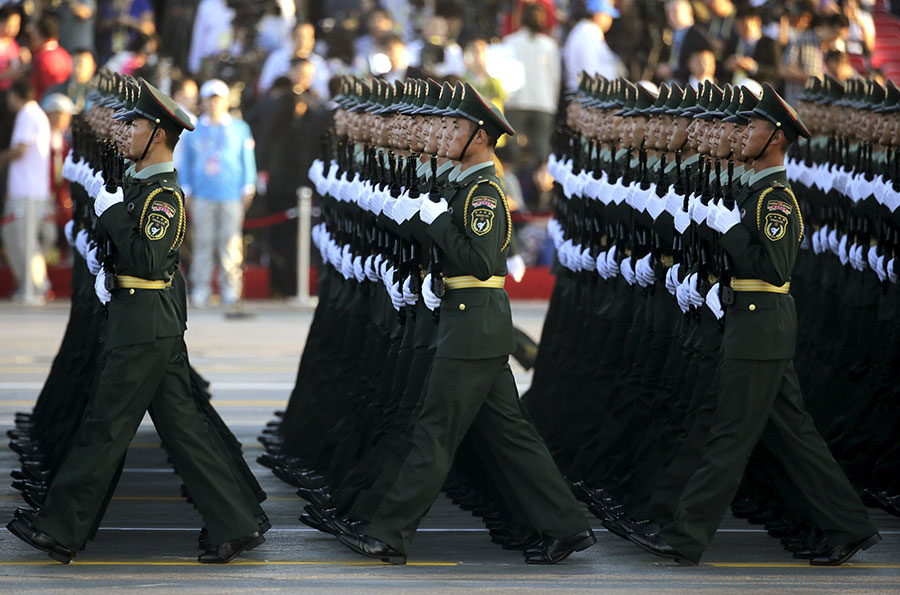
[563,0,625,92]
[406,15,465,78]
[377,34,409,83]
[656,0,712,85]
[824,49,858,82]
[28,14,72,101]
[97,0,155,65]
[177,79,257,308]
[45,48,96,112]
[501,0,558,37]
[187,0,234,75]
[463,39,505,105]
[703,0,737,57]
[257,0,297,53]
[723,6,780,85]
[42,93,76,258]
[503,2,560,173]
[172,77,199,122]
[54,0,96,55]
[258,22,329,99]
[0,5,27,147]
[104,32,158,75]
[780,0,824,105]
[843,0,875,55]
[0,79,52,303]
[353,8,395,69]
[687,47,717,87]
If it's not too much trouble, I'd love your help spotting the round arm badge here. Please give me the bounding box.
[764,198,792,242]
[470,196,497,236]
[145,199,176,240]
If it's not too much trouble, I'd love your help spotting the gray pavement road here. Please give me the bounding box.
[0,301,898,593]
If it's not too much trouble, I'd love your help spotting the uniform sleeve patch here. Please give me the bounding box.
[145,213,170,240]
[471,196,497,210]
[471,207,495,236]
[764,212,788,242]
[767,199,792,215]
[150,200,176,218]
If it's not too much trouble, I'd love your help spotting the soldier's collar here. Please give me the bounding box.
[447,164,462,182]
[134,161,175,180]
[682,153,700,167]
[436,160,454,177]
[748,165,786,188]
[457,160,495,183]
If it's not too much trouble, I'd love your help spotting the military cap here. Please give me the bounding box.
[799,76,822,103]
[858,79,886,111]
[659,82,684,114]
[667,83,697,116]
[615,81,638,116]
[122,78,194,132]
[877,80,900,113]
[445,81,516,138]
[648,83,671,115]
[437,81,464,116]
[697,83,733,120]
[683,81,715,115]
[738,82,810,139]
[566,71,590,100]
[818,75,844,106]
[412,78,442,115]
[624,81,658,117]
[724,84,762,125]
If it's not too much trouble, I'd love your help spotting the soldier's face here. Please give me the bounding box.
[668,116,689,152]
[631,116,648,147]
[423,116,441,155]
[715,122,735,159]
[742,119,777,158]
[446,118,472,161]
[696,122,712,154]
[437,117,454,158]
[729,124,746,160]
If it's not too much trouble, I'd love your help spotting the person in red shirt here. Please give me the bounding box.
[28,14,72,101]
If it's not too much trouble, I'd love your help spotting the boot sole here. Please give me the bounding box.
[809,533,882,566]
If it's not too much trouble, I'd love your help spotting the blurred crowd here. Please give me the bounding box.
[0,0,897,301]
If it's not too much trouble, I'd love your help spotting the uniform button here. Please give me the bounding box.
[129,289,135,295]
[749,304,756,311]
[458,303,466,311]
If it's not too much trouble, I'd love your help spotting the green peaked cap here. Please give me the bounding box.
[446,81,516,137]
[738,82,810,139]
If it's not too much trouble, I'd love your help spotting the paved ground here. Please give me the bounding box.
[0,301,898,593]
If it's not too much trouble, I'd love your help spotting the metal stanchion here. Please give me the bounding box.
[23,200,37,305]
[295,186,317,307]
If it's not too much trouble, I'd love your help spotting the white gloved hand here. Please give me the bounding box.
[867,246,879,273]
[62,151,75,181]
[402,275,418,306]
[86,244,102,275]
[665,189,684,217]
[690,197,709,224]
[851,244,866,271]
[705,282,724,320]
[94,269,111,305]
[838,234,849,266]
[422,273,442,311]
[507,254,527,282]
[559,239,574,270]
[706,199,722,233]
[595,250,608,278]
[646,191,666,220]
[811,228,822,254]
[378,257,390,282]
[716,200,742,234]
[606,246,620,277]
[665,263,681,295]
[340,245,354,279]
[364,254,377,282]
[621,256,636,285]
[570,243,584,271]
[674,207,691,235]
[94,186,124,217]
[353,255,365,282]
[75,229,90,259]
[580,247,596,272]
[420,198,448,224]
[875,255,887,282]
[888,258,898,284]
[89,171,106,199]
[388,279,404,311]
[64,220,75,246]
[635,254,655,287]
[685,272,705,307]
[675,279,690,313]
[828,229,840,255]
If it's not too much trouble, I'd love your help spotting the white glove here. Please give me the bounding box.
[875,255,887,282]
[64,220,75,246]
[559,239,574,270]
[402,275,418,306]
[422,273,442,311]
[340,245,353,279]
[364,254,377,282]
[685,273,705,307]
[395,195,423,223]
[851,244,866,271]
[86,244,102,276]
[605,246,620,277]
[888,258,897,284]
[507,254,527,282]
[75,229,90,259]
[378,258,390,282]
[867,246,879,273]
[706,199,721,233]
[716,200,742,234]
[646,191,666,220]
[94,269,111,305]
[664,188,684,217]
[811,228,822,255]
[690,197,709,224]
[828,229,840,255]
[388,279,404,311]
[62,151,75,181]
[353,255,365,282]
[580,246,596,272]
[621,256,636,285]
[665,263,681,295]
[838,234,849,266]
[675,279,690,313]
[674,207,691,235]
[705,282,724,320]
[635,254,655,287]
[596,250,608,278]
[94,186,124,217]
[420,198,448,224]
[89,171,106,199]
[570,243,584,271]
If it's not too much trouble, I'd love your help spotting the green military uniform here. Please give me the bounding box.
[659,84,877,564]
[33,80,260,553]
[365,83,589,556]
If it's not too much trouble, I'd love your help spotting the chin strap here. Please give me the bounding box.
[457,121,483,162]
[754,126,779,162]
[139,119,161,162]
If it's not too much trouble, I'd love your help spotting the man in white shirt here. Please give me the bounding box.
[258,22,330,99]
[562,0,625,92]
[187,0,234,74]
[0,79,52,302]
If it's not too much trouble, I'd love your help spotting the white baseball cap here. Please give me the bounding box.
[200,79,230,99]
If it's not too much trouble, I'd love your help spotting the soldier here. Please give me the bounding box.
[336,82,595,565]
[7,79,266,565]
[629,83,881,566]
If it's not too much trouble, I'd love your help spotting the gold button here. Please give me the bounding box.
[458,303,466,311]
[129,288,135,295]
[749,304,756,311]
